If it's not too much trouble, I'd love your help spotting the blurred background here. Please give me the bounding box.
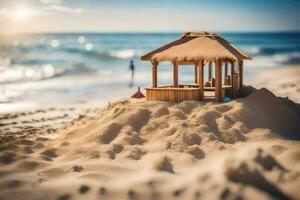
[0,0,300,110]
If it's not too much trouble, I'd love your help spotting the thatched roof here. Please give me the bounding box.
[141,32,251,63]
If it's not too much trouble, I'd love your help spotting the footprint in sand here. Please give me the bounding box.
[40,149,58,161]
[23,146,34,154]
[126,147,147,160]
[105,144,124,159]
[99,186,107,195]
[112,144,123,154]
[173,188,184,197]
[36,137,50,142]
[147,180,155,189]
[33,142,45,149]
[187,147,205,159]
[0,143,17,151]
[18,139,34,146]
[194,190,201,199]
[0,180,25,190]
[57,194,71,200]
[89,151,100,159]
[183,133,201,146]
[72,165,84,172]
[0,152,16,164]
[0,136,16,144]
[18,161,40,171]
[220,188,230,199]
[41,149,58,158]
[106,150,115,159]
[153,156,174,173]
[60,141,70,147]
[41,156,52,161]
[128,189,137,199]
[79,185,90,194]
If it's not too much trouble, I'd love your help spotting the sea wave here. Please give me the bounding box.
[0,63,97,84]
[62,47,138,60]
[0,64,62,84]
[6,42,139,61]
[252,46,300,56]
[248,52,300,68]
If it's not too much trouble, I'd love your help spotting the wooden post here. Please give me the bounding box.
[194,64,198,84]
[208,62,212,81]
[198,61,204,100]
[173,62,178,88]
[215,60,222,102]
[231,61,234,98]
[239,60,243,88]
[225,62,228,78]
[152,62,158,88]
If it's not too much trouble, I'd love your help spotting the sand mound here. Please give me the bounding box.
[152,105,169,117]
[98,122,122,144]
[239,88,300,139]
[1,88,300,200]
[42,88,300,164]
[119,108,150,131]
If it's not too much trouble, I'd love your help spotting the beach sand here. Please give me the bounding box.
[1,65,300,200]
[254,65,300,103]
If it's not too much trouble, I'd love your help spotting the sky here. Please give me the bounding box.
[0,0,300,34]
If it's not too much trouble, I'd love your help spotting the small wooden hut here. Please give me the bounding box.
[140,32,251,102]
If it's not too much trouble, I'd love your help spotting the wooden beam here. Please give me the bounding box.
[208,62,212,81]
[194,64,198,84]
[215,60,222,102]
[152,63,158,88]
[177,61,195,65]
[198,61,204,100]
[173,62,178,88]
[239,60,243,88]
[231,61,234,98]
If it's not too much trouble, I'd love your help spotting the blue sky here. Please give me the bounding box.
[0,0,299,33]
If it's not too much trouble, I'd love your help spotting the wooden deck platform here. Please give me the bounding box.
[145,85,232,102]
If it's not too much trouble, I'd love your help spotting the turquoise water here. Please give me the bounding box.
[0,32,300,105]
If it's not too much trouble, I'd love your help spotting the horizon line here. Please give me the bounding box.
[1,30,300,36]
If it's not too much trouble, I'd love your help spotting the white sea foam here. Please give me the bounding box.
[249,47,260,54]
[85,43,93,51]
[51,40,60,48]
[0,64,61,84]
[78,36,86,44]
[111,49,136,59]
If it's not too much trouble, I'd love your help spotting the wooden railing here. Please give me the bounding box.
[145,85,233,102]
[145,87,201,102]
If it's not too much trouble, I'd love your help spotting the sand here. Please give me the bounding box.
[254,65,300,103]
[1,67,300,200]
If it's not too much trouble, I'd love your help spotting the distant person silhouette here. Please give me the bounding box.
[129,60,135,87]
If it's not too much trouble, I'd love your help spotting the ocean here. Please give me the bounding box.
[0,32,300,108]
